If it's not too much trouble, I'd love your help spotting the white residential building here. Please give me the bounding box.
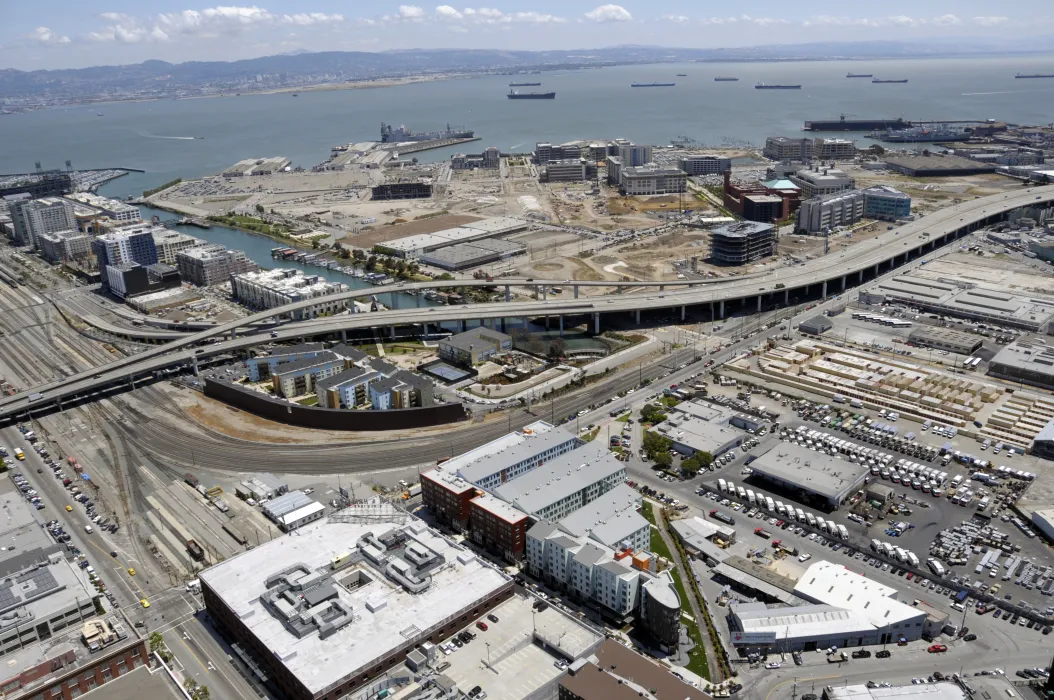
[230,268,349,320]
[65,192,141,223]
[152,229,202,264]
[620,167,687,196]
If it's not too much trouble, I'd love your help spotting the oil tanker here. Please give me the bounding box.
[846,73,873,78]
[632,82,676,87]
[508,90,555,99]
[803,116,911,132]
[756,83,801,89]
[872,78,909,84]
[1016,73,1054,79]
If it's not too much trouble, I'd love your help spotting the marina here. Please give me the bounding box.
[871,125,969,143]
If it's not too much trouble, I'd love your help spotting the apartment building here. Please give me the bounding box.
[764,137,814,161]
[231,268,349,319]
[796,190,866,234]
[65,192,141,223]
[368,370,435,410]
[177,244,259,286]
[92,226,160,289]
[468,493,529,562]
[315,365,380,408]
[679,154,732,175]
[271,351,345,398]
[10,197,75,248]
[619,167,687,196]
[617,144,652,167]
[814,138,857,160]
[37,229,91,263]
[246,343,326,381]
[152,229,202,264]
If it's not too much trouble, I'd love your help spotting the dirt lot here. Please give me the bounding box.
[607,194,686,216]
[347,213,483,248]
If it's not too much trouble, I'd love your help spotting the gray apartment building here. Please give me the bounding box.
[177,244,259,286]
[438,327,512,367]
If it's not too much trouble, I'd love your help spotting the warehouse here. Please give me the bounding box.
[200,511,513,700]
[798,316,833,336]
[377,217,529,259]
[748,443,869,508]
[989,341,1054,390]
[907,328,983,356]
[882,155,997,177]
[418,238,525,271]
[262,490,324,531]
[651,403,749,458]
[1031,509,1054,544]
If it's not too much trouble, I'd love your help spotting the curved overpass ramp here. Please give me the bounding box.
[2,185,1052,421]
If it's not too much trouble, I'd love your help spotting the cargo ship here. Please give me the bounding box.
[714,77,739,81]
[1015,73,1054,79]
[873,78,908,84]
[676,74,688,77]
[509,82,542,86]
[803,116,911,131]
[846,73,873,78]
[756,83,801,89]
[508,90,555,99]
[380,123,474,142]
[631,82,676,87]
[871,125,968,143]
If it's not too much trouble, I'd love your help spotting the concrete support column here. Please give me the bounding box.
[784,289,789,305]
[719,300,725,319]
[680,305,686,322]
[545,316,550,330]
[593,312,600,334]
[390,325,396,341]
[391,294,398,310]
[543,287,548,301]
[874,263,879,277]
[341,329,347,342]
[230,329,236,340]
[415,293,421,308]
[633,310,640,325]
[822,281,828,300]
[574,286,579,300]
[500,318,507,333]
[459,319,466,332]
[841,275,847,292]
[505,285,511,303]
[757,296,762,313]
[559,315,564,335]
[710,301,715,320]
[191,357,198,376]
[618,286,623,294]
[659,285,665,292]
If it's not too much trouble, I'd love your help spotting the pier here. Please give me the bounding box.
[378,136,481,155]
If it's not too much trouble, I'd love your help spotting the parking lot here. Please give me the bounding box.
[434,595,600,700]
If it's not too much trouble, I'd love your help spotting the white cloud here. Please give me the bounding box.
[398,5,426,19]
[431,6,564,25]
[972,15,1008,26]
[660,15,689,24]
[700,16,738,25]
[752,17,789,26]
[932,13,960,26]
[86,6,343,43]
[29,26,71,45]
[584,4,632,22]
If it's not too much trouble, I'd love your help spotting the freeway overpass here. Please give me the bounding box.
[2,185,1051,422]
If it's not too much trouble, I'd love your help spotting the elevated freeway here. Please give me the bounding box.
[2,185,1052,422]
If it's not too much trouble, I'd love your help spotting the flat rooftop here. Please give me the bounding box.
[732,601,875,639]
[435,421,575,486]
[90,664,185,700]
[199,514,510,697]
[493,442,625,515]
[749,443,869,500]
[824,683,966,700]
[883,154,997,174]
[793,560,927,628]
[557,483,646,547]
[654,403,745,455]
[990,341,1054,378]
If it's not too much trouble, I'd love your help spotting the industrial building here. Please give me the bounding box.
[619,167,687,195]
[222,157,291,177]
[176,244,259,286]
[671,515,736,550]
[0,481,101,661]
[789,167,855,199]
[417,238,525,271]
[236,474,288,502]
[748,443,869,507]
[260,490,326,531]
[764,137,814,161]
[822,683,970,700]
[438,327,513,367]
[376,217,529,259]
[728,560,931,653]
[651,401,760,459]
[151,229,202,264]
[798,315,834,336]
[199,510,513,700]
[870,275,1054,332]
[371,180,433,200]
[907,328,984,356]
[231,268,349,320]
[558,640,701,700]
[710,221,776,265]
[680,154,731,175]
[989,342,1054,391]
[1032,509,1054,543]
[882,154,997,177]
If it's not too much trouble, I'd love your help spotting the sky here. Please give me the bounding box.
[1,1,1051,70]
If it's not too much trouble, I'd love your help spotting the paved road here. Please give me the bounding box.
[3,185,1052,420]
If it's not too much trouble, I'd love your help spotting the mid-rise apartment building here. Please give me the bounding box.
[679,154,732,175]
[37,229,91,263]
[618,144,652,167]
[246,343,326,381]
[65,192,141,223]
[231,268,349,319]
[468,493,529,563]
[176,244,259,286]
[92,226,160,289]
[814,138,857,160]
[152,229,202,264]
[10,197,76,248]
[271,351,345,398]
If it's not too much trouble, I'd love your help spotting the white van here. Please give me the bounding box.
[84,525,93,534]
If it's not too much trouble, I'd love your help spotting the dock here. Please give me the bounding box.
[378,136,481,155]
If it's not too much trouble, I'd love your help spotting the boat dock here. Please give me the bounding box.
[378,136,481,155]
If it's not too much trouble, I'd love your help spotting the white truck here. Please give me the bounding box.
[928,558,947,577]
[795,508,806,522]
[805,513,817,527]
[718,478,727,493]
[765,497,775,512]
[836,524,849,540]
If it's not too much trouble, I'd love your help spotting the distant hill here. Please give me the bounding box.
[1,40,1049,101]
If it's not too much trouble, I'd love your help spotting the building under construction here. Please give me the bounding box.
[371,179,432,201]
[710,221,777,266]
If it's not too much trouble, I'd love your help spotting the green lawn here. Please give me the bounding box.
[615,414,631,423]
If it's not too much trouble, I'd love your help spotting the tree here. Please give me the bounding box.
[653,451,673,468]
[640,403,667,425]
[254,203,264,214]
[548,338,567,359]
[681,451,713,475]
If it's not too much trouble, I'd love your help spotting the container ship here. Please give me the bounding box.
[756,83,801,89]
[1015,73,1054,79]
[873,78,909,84]
[847,73,873,78]
[631,82,676,87]
[509,82,542,86]
[871,125,968,143]
[714,77,739,81]
[380,123,474,142]
[508,90,556,99]
[803,116,911,131]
